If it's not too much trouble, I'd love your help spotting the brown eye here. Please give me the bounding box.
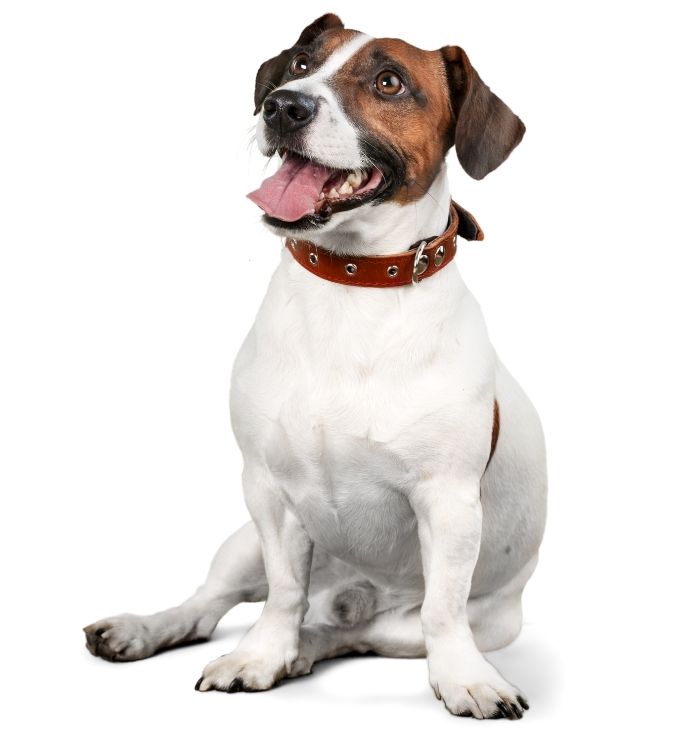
[375,71,405,96]
[289,53,310,75]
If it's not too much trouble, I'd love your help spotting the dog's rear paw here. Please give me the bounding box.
[83,614,156,662]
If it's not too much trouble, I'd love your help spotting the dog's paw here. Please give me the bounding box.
[429,655,528,719]
[195,645,303,693]
[437,679,528,719]
[83,614,157,662]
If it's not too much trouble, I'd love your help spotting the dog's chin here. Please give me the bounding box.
[261,200,377,238]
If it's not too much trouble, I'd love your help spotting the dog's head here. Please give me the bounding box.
[248,14,524,241]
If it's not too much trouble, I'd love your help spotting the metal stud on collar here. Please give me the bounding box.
[345,263,357,276]
[434,244,445,267]
[387,265,399,278]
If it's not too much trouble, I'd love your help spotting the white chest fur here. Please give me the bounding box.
[230,250,495,575]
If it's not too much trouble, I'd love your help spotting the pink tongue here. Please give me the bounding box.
[247,156,335,222]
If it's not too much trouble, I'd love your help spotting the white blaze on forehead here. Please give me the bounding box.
[283,33,374,91]
[257,34,374,170]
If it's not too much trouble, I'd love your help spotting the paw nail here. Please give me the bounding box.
[194,677,204,691]
[496,701,514,719]
[517,695,530,710]
[227,678,244,693]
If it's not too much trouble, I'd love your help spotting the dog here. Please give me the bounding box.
[84,13,547,720]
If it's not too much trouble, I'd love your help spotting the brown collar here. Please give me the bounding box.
[284,201,484,288]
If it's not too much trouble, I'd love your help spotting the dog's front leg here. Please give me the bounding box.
[196,465,313,692]
[410,475,528,719]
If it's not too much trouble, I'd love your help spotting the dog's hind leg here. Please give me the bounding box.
[84,521,268,661]
[469,553,539,653]
[290,604,427,677]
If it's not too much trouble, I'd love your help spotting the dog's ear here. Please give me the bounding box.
[440,45,525,180]
[253,14,344,115]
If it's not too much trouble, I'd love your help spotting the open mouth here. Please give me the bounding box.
[247,150,386,226]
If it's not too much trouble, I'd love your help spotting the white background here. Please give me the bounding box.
[1,1,698,737]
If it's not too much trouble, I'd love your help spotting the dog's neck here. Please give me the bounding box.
[272,164,452,258]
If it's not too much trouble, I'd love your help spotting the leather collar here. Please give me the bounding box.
[284,201,484,288]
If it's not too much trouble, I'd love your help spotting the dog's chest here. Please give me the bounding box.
[230,258,486,570]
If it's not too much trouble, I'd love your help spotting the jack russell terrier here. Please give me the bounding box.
[85,13,547,720]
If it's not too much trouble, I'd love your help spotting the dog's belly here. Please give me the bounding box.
[263,419,423,580]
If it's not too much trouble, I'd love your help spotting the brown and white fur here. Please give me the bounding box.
[84,14,546,720]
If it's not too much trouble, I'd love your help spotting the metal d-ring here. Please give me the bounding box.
[412,241,429,284]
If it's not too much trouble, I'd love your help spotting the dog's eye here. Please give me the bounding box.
[374,71,405,96]
[289,53,310,76]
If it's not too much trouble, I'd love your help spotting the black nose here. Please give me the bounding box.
[262,90,317,135]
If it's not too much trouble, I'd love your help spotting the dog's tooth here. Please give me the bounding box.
[338,181,353,195]
[347,172,362,188]
[329,187,339,199]
[360,170,369,183]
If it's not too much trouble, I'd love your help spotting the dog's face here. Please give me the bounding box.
[248,14,524,240]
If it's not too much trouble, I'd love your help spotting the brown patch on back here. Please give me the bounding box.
[328,38,455,205]
[488,399,500,468]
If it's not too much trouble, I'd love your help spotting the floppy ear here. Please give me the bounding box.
[253,13,344,114]
[440,45,525,180]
